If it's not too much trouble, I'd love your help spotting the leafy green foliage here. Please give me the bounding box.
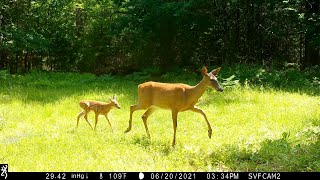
[222,75,240,90]
[1,0,319,74]
[0,70,9,80]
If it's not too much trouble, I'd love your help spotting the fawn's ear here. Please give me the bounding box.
[211,67,221,76]
[113,95,117,100]
[202,66,208,76]
[84,101,90,107]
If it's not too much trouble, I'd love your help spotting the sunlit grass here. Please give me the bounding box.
[0,72,320,172]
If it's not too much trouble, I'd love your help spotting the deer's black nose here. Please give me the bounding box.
[218,88,224,92]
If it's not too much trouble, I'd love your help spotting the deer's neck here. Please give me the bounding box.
[104,103,114,112]
[189,77,208,102]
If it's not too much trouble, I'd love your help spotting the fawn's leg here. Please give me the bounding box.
[104,115,113,132]
[84,112,93,130]
[77,111,85,128]
[94,113,99,131]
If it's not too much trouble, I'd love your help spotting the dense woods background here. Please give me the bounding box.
[0,0,319,74]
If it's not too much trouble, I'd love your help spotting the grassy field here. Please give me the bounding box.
[0,67,320,172]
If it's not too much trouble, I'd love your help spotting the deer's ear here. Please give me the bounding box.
[84,101,90,107]
[109,97,112,101]
[113,95,117,100]
[211,67,221,75]
[202,66,208,76]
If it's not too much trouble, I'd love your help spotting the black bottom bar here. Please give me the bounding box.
[3,172,320,180]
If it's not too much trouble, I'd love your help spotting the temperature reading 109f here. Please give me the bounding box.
[109,173,127,180]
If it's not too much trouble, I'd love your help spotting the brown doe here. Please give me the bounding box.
[124,66,223,147]
[77,95,121,131]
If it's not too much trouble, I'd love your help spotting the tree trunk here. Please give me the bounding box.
[303,0,320,67]
[305,40,320,66]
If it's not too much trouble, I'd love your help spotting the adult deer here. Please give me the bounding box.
[77,95,121,131]
[124,66,223,147]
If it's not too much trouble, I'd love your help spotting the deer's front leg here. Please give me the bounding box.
[94,113,99,131]
[105,115,113,132]
[171,110,178,147]
[190,106,212,139]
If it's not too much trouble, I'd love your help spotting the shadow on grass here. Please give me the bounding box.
[0,78,138,105]
[132,135,151,147]
[131,135,173,155]
[206,131,320,171]
[0,70,145,105]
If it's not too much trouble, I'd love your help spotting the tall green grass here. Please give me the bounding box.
[0,66,319,171]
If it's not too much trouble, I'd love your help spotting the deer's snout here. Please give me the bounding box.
[115,104,121,109]
[218,88,223,92]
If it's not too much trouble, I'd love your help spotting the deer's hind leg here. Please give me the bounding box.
[77,111,85,128]
[142,106,157,138]
[83,111,94,130]
[124,104,144,133]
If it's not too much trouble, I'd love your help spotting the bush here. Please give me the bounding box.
[0,70,9,80]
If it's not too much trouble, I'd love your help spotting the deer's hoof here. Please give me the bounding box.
[208,129,212,139]
[124,128,131,133]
